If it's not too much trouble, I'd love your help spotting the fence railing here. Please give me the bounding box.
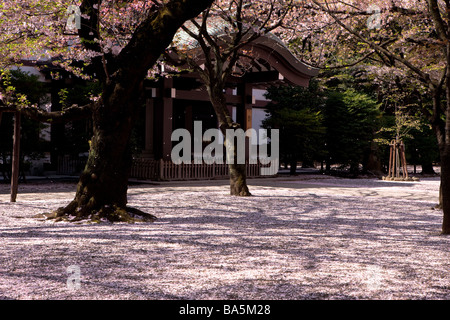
[57,156,86,175]
[131,158,274,181]
[57,156,276,181]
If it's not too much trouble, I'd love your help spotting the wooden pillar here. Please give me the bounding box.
[142,98,154,159]
[240,83,254,130]
[50,79,65,169]
[154,78,174,161]
[185,105,193,134]
[162,97,174,161]
[10,112,21,202]
[239,82,254,160]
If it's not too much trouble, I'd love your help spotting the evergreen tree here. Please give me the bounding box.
[263,81,325,174]
[324,89,381,175]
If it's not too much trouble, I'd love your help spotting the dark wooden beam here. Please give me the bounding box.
[174,89,242,104]
[243,71,282,84]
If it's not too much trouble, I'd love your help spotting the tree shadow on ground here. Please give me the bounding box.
[0,178,448,299]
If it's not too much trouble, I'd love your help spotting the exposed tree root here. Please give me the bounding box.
[229,165,252,197]
[231,188,252,197]
[41,201,157,223]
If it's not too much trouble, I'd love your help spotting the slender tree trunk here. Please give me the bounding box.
[207,82,251,196]
[229,161,251,196]
[326,160,331,173]
[421,162,435,174]
[290,158,297,175]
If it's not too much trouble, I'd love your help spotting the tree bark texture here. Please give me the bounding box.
[439,147,450,234]
[48,0,214,222]
[207,82,251,196]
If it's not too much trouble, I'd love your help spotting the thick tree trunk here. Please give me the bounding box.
[48,98,156,222]
[41,0,214,222]
[440,148,450,234]
[429,87,448,231]
[441,39,450,234]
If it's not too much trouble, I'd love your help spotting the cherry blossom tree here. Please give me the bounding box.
[297,0,450,234]
[164,0,296,196]
[0,0,214,222]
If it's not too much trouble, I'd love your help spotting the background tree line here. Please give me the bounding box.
[263,69,440,177]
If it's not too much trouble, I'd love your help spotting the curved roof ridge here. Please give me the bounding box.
[171,16,319,85]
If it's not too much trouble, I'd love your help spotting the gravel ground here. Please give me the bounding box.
[0,175,449,300]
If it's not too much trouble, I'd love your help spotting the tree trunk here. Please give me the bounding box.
[440,148,450,234]
[428,86,447,228]
[229,163,251,196]
[226,122,251,196]
[421,162,435,174]
[441,38,450,234]
[290,158,297,175]
[207,82,251,196]
[48,96,156,222]
[41,0,215,222]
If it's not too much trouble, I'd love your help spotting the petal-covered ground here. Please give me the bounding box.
[0,175,449,300]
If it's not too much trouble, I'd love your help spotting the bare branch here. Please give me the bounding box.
[426,0,448,43]
[318,50,376,70]
[311,0,435,86]
[0,100,93,124]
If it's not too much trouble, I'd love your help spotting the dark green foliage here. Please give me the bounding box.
[0,70,50,180]
[404,123,440,174]
[262,80,382,175]
[263,81,325,173]
[324,89,381,174]
[60,81,101,157]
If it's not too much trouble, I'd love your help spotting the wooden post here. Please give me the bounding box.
[388,140,393,177]
[159,159,164,180]
[143,99,154,158]
[10,112,21,202]
[395,144,400,177]
[401,142,408,178]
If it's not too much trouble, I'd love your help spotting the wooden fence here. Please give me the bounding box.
[57,156,86,175]
[130,158,275,181]
[57,156,276,181]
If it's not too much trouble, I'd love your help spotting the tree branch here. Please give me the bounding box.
[426,0,448,43]
[319,50,376,70]
[311,0,435,86]
[0,101,93,124]
[78,0,103,53]
[114,0,214,90]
